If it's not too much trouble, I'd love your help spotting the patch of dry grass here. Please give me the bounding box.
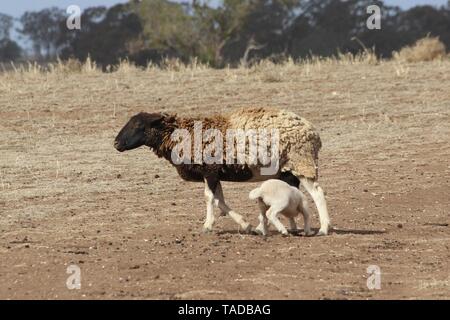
[0,54,449,299]
[1,50,381,78]
[393,36,447,62]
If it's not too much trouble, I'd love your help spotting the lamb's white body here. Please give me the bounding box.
[249,179,314,236]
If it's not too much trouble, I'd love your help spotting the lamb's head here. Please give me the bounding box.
[114,112,164,152]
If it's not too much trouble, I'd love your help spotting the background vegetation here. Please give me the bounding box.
[0,0,449,68]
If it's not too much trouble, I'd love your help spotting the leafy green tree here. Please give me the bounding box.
[0,13,22,61]
[0,13,14,39]
[129,0,198,62]
[15,0,450,66]
[59,4,142,67]
[0,39,22,61]
[19,7,65,59]
[195,0,254,65]
[398,5,450,48]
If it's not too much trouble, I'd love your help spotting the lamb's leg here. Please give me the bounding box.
[266,206,289,236]
[255,199,269,236]
[287,217,299,235]
[300,177,331,236]
[203,178,216,233]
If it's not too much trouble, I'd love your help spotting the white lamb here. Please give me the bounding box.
[249,179,314,236]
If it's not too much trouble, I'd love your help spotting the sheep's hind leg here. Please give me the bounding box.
[255,199,269,236]
[300,177,331,236]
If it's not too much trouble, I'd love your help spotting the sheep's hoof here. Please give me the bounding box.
[240,224,253,235]
[281,232,290,237]
[202,226,213,234]
[316,229,328,236]
[253,228,267,236]
[304,230,315,237]
[288,229,301,236]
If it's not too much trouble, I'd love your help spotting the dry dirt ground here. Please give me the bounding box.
[0,59,449,300]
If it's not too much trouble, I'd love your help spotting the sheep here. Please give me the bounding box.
[249,179,314,237]
[114,107,331,235]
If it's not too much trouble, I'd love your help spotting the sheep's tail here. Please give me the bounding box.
[249,187,262,200]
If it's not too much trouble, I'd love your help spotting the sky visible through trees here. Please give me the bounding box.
[0,0,449,66]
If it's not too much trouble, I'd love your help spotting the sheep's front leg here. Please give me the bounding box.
[203,178,216,233]
[214,182,227,217]
[204,177,252,234]
[217,201,252,233]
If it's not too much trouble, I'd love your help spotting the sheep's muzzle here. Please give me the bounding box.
[114,140,125,152]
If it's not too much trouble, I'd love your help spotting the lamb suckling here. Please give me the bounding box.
[114,107,331,235]
[249,179,314,236]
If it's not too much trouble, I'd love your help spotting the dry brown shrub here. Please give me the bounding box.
[393,36,446,62]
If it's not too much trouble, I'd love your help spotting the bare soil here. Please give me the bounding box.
[0,60,449,299]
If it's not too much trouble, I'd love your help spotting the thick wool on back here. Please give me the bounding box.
[227,108,322,179]
[156,108,321,179]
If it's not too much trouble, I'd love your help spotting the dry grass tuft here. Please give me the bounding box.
[114,59,142,74]
[0,49,380,78]
[49,58,83,74]
[81,55,100,73]
[393,36,447,62]
[13,56,101,75]
[336,49,378,65]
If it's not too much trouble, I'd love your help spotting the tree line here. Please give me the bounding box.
[1,0,449,67]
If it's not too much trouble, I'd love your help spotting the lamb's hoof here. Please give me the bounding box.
[281,231,290,237]
[316,229,328,236]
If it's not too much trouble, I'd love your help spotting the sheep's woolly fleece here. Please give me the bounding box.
[160,107,322,179]
[228,108,321,179]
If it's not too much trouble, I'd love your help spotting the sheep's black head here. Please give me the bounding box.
[114,112,164,152]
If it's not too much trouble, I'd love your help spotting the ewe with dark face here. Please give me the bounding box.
[114,108,331,236]
[114,112,164,152]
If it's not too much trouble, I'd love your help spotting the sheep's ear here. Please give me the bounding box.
[137,112,164,126]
